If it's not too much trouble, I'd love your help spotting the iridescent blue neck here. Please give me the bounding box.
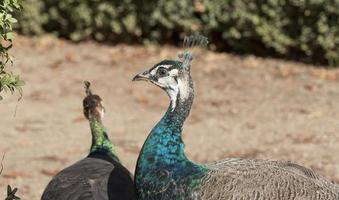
[139,100,191,167]
[136,78,207,184]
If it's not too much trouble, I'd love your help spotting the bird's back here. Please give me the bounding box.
[199,158,339,200]
[41,154,136,200]
[42,156,113,200]
[41,157,114,200]
[90,152,136,200]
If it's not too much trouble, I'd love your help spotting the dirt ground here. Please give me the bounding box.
[1,36,339,199]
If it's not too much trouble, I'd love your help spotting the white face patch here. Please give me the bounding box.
[167,87,179,111]
[157,72,179,111]
[169,69,179,76]
[177,76,190,102]
[149,63,191,111]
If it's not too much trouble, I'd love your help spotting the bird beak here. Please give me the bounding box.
[132,71,151,82]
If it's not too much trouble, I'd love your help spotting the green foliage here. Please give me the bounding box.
[19,0,139,42]
[15,0,45,35]
[0,0,24,99]
[16,0,339,65]
[198,0,339,65]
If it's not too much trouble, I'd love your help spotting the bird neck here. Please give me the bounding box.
[89,119,117,156]
[136,79,207,179]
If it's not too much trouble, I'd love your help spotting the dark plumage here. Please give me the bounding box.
[41,82,136,200]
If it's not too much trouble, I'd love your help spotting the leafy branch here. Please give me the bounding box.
[0,0,24,99]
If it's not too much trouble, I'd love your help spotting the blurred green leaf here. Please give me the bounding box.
[0,0,24,98]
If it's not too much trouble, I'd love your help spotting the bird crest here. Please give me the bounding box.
[84,81,92,96]
[177,34,209,70]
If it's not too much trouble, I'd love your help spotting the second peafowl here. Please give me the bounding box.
[41,82,136,200]
[132,35,339,200]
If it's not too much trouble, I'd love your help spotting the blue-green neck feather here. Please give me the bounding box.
[89,119,117,157]
[137,106,190,170]
[135,80,208,198]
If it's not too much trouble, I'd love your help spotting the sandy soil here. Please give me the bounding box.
[1,36,339,199]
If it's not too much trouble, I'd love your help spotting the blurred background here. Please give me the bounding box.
[0,0,339,199]
[17,0,339,65]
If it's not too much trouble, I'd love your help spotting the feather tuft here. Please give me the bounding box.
[178,35,209,69]
[84,81,92,96]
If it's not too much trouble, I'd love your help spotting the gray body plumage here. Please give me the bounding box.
[198,158,339,200]
[41,157,114,200]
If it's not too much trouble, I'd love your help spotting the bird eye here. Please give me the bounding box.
[157,67,168,77]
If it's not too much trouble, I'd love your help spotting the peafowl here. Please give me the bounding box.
[132,35,339,200]
[41,81,136,200]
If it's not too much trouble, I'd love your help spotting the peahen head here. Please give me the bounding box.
[133,59,194,111]
[133,35,208,111]
[83,81,105,122]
